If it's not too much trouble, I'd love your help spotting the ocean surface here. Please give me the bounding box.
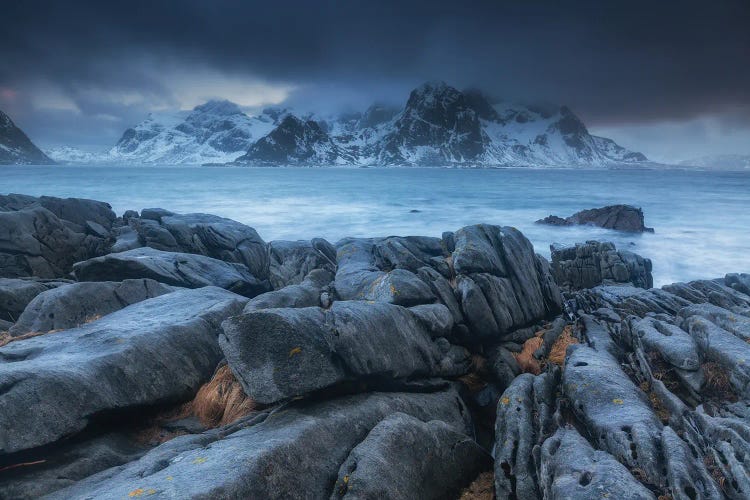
[2,166,749,287]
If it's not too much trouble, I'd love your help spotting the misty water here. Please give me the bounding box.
[2,165,748,287]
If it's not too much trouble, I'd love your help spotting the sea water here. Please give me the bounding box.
[2,165,748,287]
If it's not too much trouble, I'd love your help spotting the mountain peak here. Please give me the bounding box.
[0,108,55,165]
[191,99,243,117]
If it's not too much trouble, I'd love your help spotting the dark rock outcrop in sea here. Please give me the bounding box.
[537,204,654,232]
[550,240,653,291]
[1,193,749,500]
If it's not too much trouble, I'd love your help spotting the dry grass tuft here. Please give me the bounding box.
[458,355,489,394]
[0,329,62,347]
[703,452,728,492]
[703,362,737,403]
[640,381,670,424]
[547,325,578,367]
[187,365,257,427]
[458,471,494,500]
[514,335,544,375]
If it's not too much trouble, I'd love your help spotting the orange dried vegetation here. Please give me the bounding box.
[186,364,257,427]
[458,471,494,500]
[547,326,578,367]
[514,334,544,375]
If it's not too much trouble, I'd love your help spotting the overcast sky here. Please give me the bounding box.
[1,0,748,162]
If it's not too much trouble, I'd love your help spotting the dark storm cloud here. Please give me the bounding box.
[1,0,749,151]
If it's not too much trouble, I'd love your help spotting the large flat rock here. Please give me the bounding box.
[220,300,469,404]
[331,412,490,499]
[73,247,270,297]
[47,389,472,500]
[0,287,247,455]
[9,279,176,336]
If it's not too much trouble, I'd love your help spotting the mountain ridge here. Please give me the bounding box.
[49,82,651,168]
[0,109,55,165]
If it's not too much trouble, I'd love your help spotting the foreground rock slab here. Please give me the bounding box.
[220,300,469,404]
[331,412,490,499]
[47,389,471,500]
[0,287,247,455]
[0,278,70,323]
[9,279,176,336]
[73,247,270,297]
[120,211,270,282]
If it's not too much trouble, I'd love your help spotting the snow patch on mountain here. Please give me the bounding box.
[106,101,279,165]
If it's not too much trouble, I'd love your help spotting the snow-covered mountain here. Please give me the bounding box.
[0,109,54,165]
[62,82,647,167]
[106,100,279,165]
[45,146,105,164]
[236,81,648,168]
[678,154,750,170]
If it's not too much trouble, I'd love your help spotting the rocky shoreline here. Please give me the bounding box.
[1,193,749,499]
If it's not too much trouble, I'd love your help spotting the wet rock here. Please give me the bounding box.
[126,211,270,281]
[494,372,557,498]
[0,278,70,322]
[243,268,334,311]
[538,427,657,499]
[0,207,108,278]
[726,273,750,296]
[0,432,147,499]
[630,316,701,371]
[73,247,270,298]
[8,279,176,336]
[331,412,490,500]
[563,345,665,486]
[47,389,472,500]
[268,238,336,289]
[335,238,436,306]
[0,287,247,455]
[452,224,562,341]
[679,308,750,398]
[660,426,723,500]
[0,193,116,232]
[537,204,654,232]
[220,301,470,404]
[550,241,653,291]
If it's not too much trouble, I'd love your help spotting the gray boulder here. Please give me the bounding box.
[726,273,750,296]
[334,238,436,306]
[8,279,176,336]
[0,287,247,455]
[124,212,270,282]
[538,427,656,500]
[537,204,654,232]
[220,300,470,404]
[73,247,270,297]
[679,307,750,398]
[47,389,472,500]
[0,193,116,233]
[243,268,334,311]
[630,316,701,371]
[452,224,562,340]
[0,278,70,322]
[494,372,557,498]
[268,238,336,289]
[563,345,665,486]
[550,241,653,291]
[0,432,147,499]
[0,207,108,278]
[331,412,490,499]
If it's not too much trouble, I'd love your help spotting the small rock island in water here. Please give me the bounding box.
[1,193,749,499]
